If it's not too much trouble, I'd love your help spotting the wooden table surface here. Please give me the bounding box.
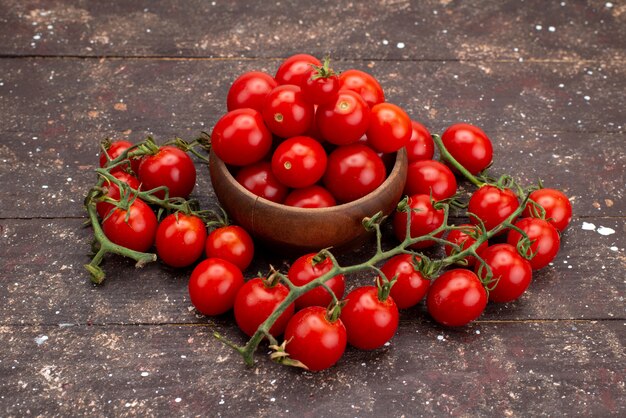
[1,1,624,416]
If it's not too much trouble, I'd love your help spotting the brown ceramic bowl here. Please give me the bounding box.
[209,148,408,254]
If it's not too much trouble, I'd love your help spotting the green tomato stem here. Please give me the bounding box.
[432,134,485,187]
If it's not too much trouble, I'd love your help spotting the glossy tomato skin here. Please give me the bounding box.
[523,188,572,232]
[341,286,399,350]
[96,171,141,219]
[156,213,207,267]
[443,224,488,267]
[227,71,278,112]
[468,185,519,233]
[507,218,561,270]
[275,54,322,86]
[99,140,141,174]
[316,90,371,145]
[426,269,487,327]
[366,103,412,153]
[404,160,458,200]
[323,144,386,203]
[211,108,273,166]
[102,199,157,253]
[476,244,532,303]
[303,71,340,105]
[441,123,493,175]
[406,121,434,163]
[378,254,430,309]
[288,253,346,309]
[338,69,385,108]
[393,194,445,249]
[284,306,347,371]
[234,278,295,337]
[138,146,196,199]
[235,161,289,203]
[262,85,314,138]
[205,225,255,271]
[284,185,336,208]
[271,136,327,188]
[188,258,244,316]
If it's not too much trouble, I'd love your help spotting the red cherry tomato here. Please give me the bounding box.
[316,90,371,145]
[393,194,445,249]
[378,254,430,309]
[302,69,340,105]
[476,244,532,303]
[235,161,289,203]
[138,146,196,199]
[234,278,295,337]
[275,54,322,86]
[341,286,399,350]
[323,144,386,203]
[507,218,561,270]
[523,188,573,232]
[404,160,458,201]
[405,121,435,162]
[443,224,488,267]
[441,123,493,175]
[468,185,519,233]
[99,140,141,174]
[262,85,314,138]
[155,213,207,268]
[426,269,487,327]
[96,171,141,219]
[284,185,336,208]
[284,306,347,371]
[366,103,412,153]
[227,71,278,112]
[188,258,244,316]
[102,199,157,253]
[338,69,385,108]
[205,225,255,271]
[287,253,345,309]
[211,108,273,166]
[271,136,327,188]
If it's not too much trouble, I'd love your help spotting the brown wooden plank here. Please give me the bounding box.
[1,0,625,62]
[1,321,623,416]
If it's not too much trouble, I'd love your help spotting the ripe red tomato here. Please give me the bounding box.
[234,278,295,337]
[271,136,327,188]
[393,194,445,249]
[405,121,434,162]
[316,90,371,145]
[96,171,141,219]
[475,244,532,303]
[275,54,322,86]
[366,103,412,153]
[287,253,345,309]
[302,69,340,105]
[378,254,430,309]
[507,218,561,270]
[138,146,196,199]
[102,199,157,253]
[341,286,399,350]
[226,71,278,112]
[426,269,487,327]
[211,108,273,166]
[235,161,289,203]
[262,85,314,138]
[404,160,458,201]
[284,185,336,208]
[468,185,519,233]
[441,123,493,175]
[443,224,488,267]
[188,258,244,316]
[155,213,207,268]
[284,306,347,371]
[323,144,386,203]
[338,69,385,107]
[523,188,572,232]
[99,140,141,174]
[205,225,255,271]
